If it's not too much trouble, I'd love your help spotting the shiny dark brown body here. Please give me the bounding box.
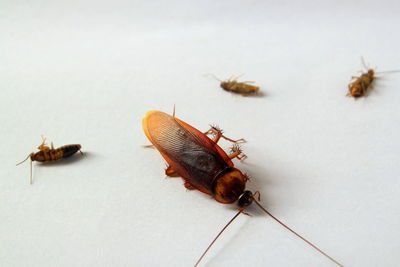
[143,111,248,204]
[348,69,375,97]
[17,138,82,184]
[31,144,82,162]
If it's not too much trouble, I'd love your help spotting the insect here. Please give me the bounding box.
[16,136,82,184]
[207,74,261,96]
[348,58,400,97]
[142,109,342,266]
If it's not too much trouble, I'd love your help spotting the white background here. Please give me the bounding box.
[1,1,400,266]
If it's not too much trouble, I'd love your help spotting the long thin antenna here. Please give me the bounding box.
[16,154,34,185]
[361,57,400,74]
[361,56,369,70]
[375,70,400,74]
[204,73,222,82]
[252,198,343,267]
[194,209,242,267]
[29,160,33,184]
[16,154,31,166]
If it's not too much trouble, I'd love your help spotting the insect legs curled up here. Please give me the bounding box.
[347,57,400,98]
[16,137,83,184]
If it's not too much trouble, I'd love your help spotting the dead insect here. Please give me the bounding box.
[207,74,260,96]
[142,109,342,267]
[16,136,83,184]
[348,58,400,98]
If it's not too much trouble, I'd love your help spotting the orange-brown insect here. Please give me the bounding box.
[208,74,260,96]
[348,68,375,97]
[348,58,400,97]
[142,109,342,266]
[16,136,82,184]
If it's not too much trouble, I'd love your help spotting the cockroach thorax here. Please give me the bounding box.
[213,168,246,204]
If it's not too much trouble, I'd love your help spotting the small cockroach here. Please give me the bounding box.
[207,74,261,96]
[142,109,342,266]
[348,58,400,97]
[16,136,82,184]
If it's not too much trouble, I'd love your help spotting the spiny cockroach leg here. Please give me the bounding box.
[228,144,247,161]
[204,126,246,144]
[222,135,246,144]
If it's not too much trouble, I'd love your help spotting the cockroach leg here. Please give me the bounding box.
[241,81,255,84]
[51,142,54,150]
[204,126,246,144]
[204,126,223,143]
[241,210,251,216]
[37,136,51,151]
[184,181,195,190]
[37,136,46,149]
[221,135,246,144]
[143,144,155,148]
[165,166,180,177]
[228,144,247,161]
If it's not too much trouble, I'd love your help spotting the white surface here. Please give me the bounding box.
[1,1,400,266]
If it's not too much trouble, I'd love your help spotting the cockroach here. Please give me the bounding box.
[142,109,342,267]
[16,136,82,184]
[207,74,260,96]
[348,57,400,97]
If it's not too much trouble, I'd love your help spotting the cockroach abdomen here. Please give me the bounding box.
[62,145,81,158]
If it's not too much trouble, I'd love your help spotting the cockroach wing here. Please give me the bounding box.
[143,111,233,195]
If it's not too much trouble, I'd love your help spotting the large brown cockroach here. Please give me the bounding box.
[142,109,342,266]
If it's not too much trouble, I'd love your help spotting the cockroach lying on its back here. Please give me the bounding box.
[207,74,261,96]
[142,109,342,266]
[347,58,400,98]
[16,136,82,184]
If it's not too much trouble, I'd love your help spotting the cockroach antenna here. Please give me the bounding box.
[195,191,343,267]
[194,210,242,267]
[204,73,222,82]
[16,153,33,184]
[362,56,400,74]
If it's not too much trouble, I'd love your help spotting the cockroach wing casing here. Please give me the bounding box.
[143,111,247,203]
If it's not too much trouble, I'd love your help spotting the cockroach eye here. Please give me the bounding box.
[237,190,253,207]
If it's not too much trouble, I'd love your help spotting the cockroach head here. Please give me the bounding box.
[368,69,375,76]
[220,81,229,90]
[237,190,253,207]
